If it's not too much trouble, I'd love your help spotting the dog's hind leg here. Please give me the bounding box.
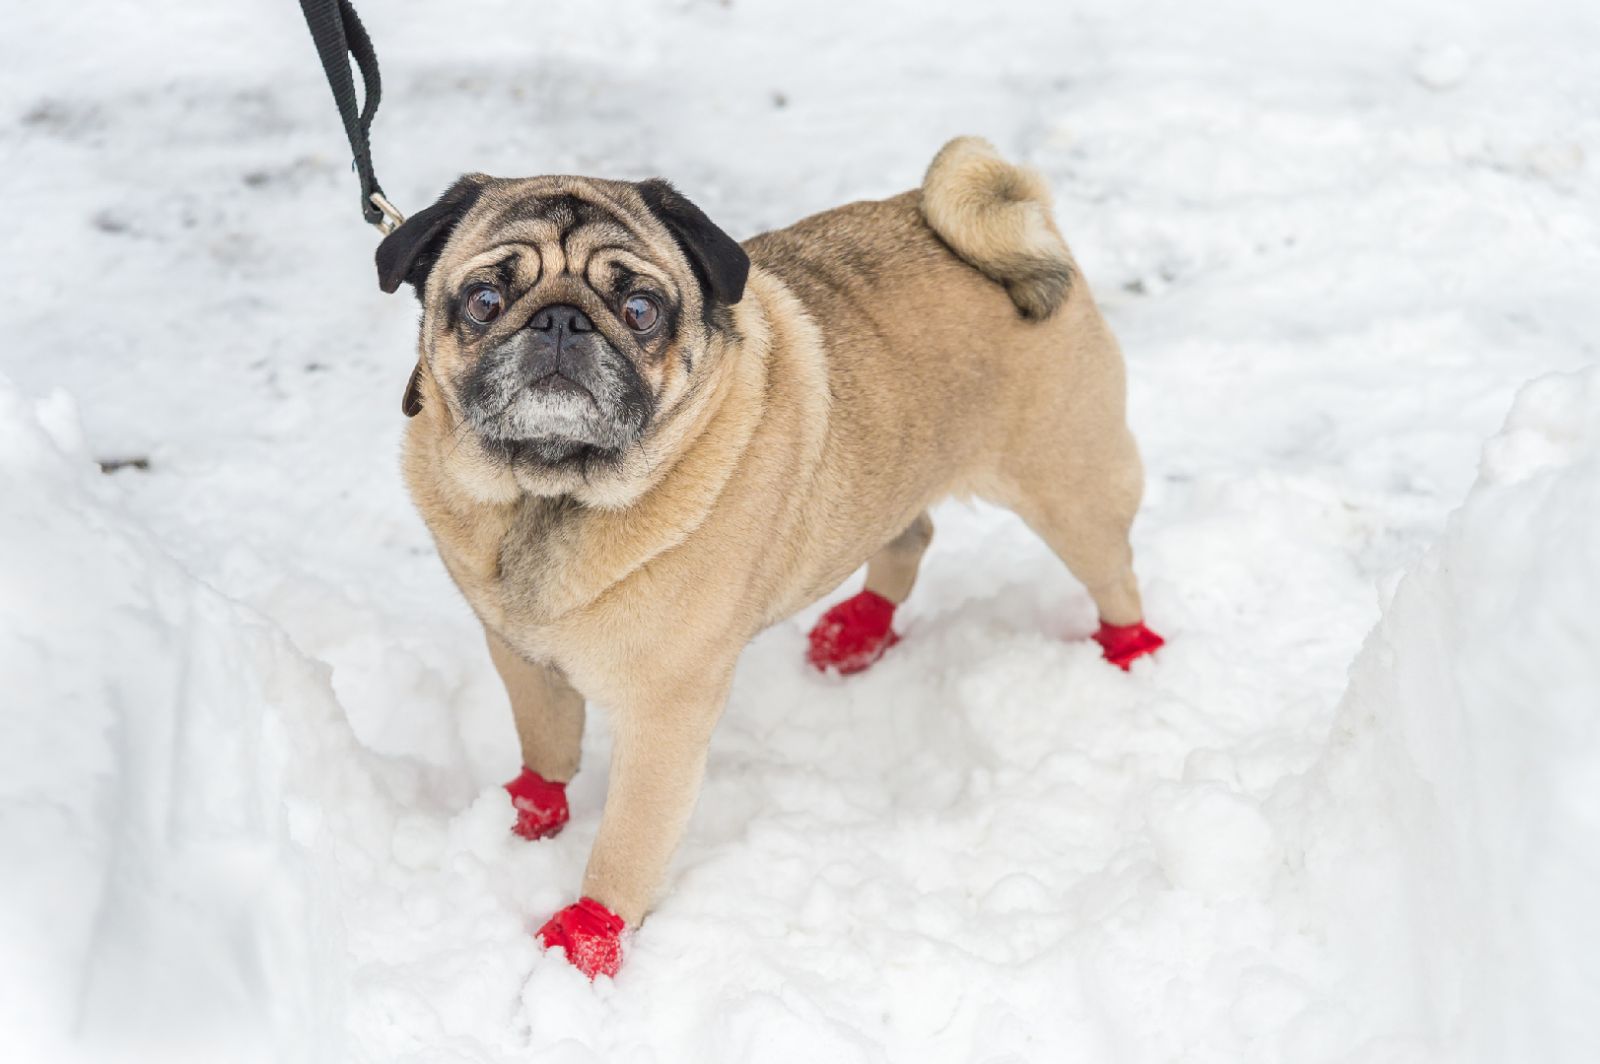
[487,629,586,840]
[806,510,933,674]
[864,510,935,605]
[1005,428,1164,669]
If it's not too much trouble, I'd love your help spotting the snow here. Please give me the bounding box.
[3,0,1599,1061]
[1298,368,1600,1061]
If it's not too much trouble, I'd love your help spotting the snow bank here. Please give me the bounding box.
[9,360,1595,1062]
[0,374,370,1063]
[1301,368,1600,1061]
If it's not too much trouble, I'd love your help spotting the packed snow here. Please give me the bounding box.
[3,0,1598,1061]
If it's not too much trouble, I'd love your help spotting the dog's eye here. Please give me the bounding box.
[462,285,504,326]
[622,293,660,333]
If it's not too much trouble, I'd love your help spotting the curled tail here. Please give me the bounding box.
[920,136,1074,319]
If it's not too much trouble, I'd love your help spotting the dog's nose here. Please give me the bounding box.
[528,304,594,334]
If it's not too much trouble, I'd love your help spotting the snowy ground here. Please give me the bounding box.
[4,1,1599,1061]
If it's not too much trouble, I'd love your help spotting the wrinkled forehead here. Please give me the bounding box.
[436,176,683,295]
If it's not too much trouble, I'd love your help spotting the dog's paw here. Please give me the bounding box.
[806,590,900,674]
[537,897,626,979]
[504,767,570,840]
[1093,620,1165,670]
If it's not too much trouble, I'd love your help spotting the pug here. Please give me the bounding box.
[376,137,1164,978]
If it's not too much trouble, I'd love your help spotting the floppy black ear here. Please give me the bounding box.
[637,179,749,307]
[400,361,424,417]
[375,177,483,298]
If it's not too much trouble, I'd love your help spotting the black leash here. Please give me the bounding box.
[297,0,405,233]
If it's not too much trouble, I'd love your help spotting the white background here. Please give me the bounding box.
[3,1,1598,1061]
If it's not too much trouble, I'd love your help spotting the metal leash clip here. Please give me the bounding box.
[369,191,405,235]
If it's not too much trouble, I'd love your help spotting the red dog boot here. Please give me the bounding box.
[537,897,626,979]
[504,767,570,840]
[807,590,901,674]
[1093,620,1165,670]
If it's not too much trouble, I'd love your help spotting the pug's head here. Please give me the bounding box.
[378,174,748,503]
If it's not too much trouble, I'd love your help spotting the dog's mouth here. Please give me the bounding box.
[459,341,653,467]
[469,386,629,461]
[497,437,612,467]
[526,372,596,405]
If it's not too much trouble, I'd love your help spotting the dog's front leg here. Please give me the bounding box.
[536,668,730,978]
[487,630,585,840]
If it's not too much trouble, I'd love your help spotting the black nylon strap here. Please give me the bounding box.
[298,0,389,227]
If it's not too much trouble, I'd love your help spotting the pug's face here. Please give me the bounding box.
[379,175,748,500]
